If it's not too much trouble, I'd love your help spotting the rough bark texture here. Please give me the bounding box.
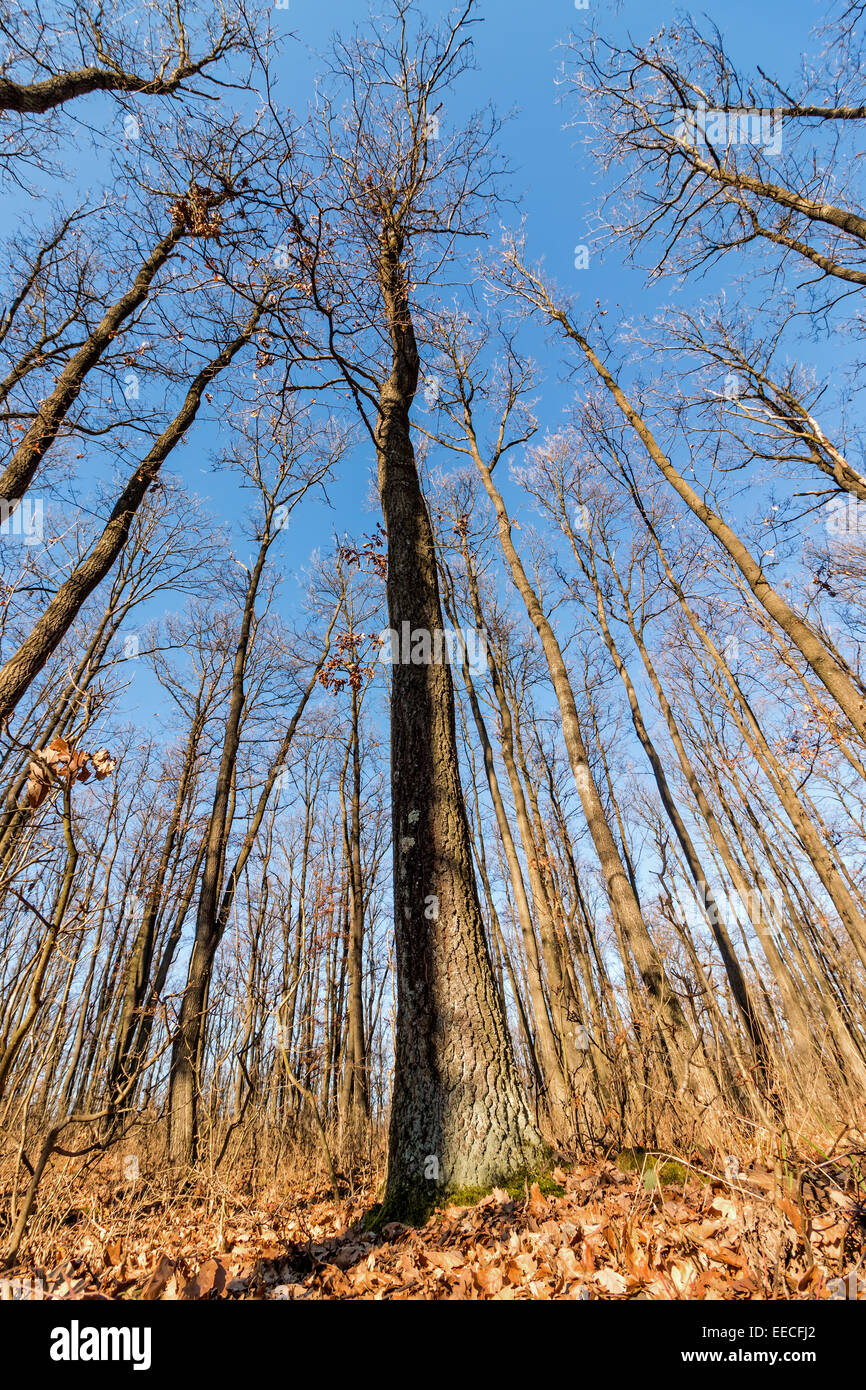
[376,234,544,1221]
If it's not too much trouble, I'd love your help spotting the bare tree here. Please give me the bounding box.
[281,0,546,1218]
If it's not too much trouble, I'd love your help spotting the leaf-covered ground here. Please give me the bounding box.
[10,1152,866,1301]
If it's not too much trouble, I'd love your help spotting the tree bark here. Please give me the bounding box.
[375,232,543,1219]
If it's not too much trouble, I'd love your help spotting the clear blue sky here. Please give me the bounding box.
[9,0,835,730]
[252,0,824,574]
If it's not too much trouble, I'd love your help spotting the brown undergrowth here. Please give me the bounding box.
[3,1144,865,1301]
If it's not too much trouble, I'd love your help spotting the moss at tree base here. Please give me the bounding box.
[615,1147,694,1185]
[362,1154,564,1233]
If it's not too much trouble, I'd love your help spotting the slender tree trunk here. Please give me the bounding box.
[466,436,708,1100]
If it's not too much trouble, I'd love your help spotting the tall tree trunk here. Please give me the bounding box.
[375,232,543,1220]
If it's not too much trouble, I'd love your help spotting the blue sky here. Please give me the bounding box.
[6,0,841,738]
[268,0,829,504]
[251,0,827,563]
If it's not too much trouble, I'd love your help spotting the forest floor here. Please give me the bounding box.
[6,1150,865,1300]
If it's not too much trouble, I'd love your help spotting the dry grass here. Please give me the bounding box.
[2,1116,865,1301]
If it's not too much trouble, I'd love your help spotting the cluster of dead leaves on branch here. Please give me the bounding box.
[169,183,224,240]
[25,737,117,810]
[9,1154,865,1302]
[339,526,387,579]
[318,633,379,696]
